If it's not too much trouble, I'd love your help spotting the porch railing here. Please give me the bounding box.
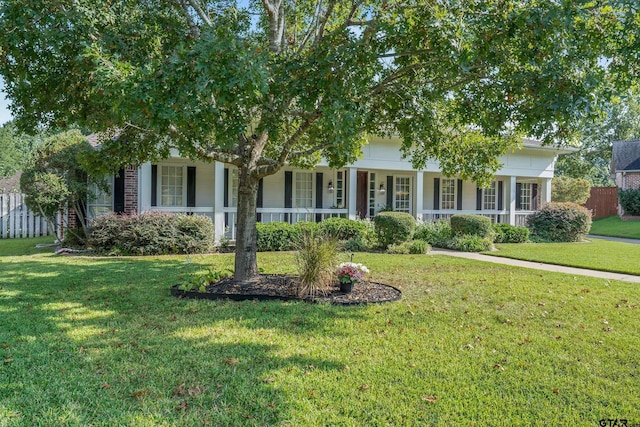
[420,210,510,224]
[148,206,214,221]
[514,211,536,227]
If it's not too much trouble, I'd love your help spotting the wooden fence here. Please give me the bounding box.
[584,187,618,219]
[0,193,62,239]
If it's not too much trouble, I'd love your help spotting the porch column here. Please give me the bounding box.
[139,162,152,213]
[213,161,226,244]
[415,171,424,221]
[541,178,552,206]
[348,167,358,220]
[509,176,517,225]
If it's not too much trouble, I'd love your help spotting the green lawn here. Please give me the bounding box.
[490,239,640,275]
[590,215,640,239]
[1,239,639,426]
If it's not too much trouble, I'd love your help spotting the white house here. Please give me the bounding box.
[87,136,569,242]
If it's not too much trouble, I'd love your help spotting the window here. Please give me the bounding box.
[441,178,456,210]
[88,182,112,218]
[161,165,184,206]
[483,181,497,210]
[369,172,377,217]
[395,176,411,213]
[520,183,531,210]
[295,172,313,208]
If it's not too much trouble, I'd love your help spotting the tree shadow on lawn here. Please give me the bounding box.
[0,255,364,426]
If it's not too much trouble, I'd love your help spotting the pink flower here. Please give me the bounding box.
[336,262,369,284]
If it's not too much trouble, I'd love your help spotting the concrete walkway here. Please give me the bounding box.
[587,235,640,245]
[430,248,640,283]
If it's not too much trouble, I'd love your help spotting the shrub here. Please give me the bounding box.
[374,211,416,247]
[63,227,87,248]
[295,230,340,298]
[255,222,321,251]
[447,235,493,252]
[618,188,640,216]
[526,202,592,242]
[450,214,493,238]
[387,239,431,254]
[408,239,431,254]
[414,220,452,247]
[342,237,368,252]
[492,223,530,243]
[552,176,591,204]
[256,222,298,251]
[386,241,410,254]
[318,217,367,240]
[89,212,214,255]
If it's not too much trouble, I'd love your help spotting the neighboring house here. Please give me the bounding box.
[611,140,640,215]
[612,140,640,190]
[87,136,570,242]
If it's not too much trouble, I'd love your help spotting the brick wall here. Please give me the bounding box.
[624,173,640,190]
[124,166,138,215]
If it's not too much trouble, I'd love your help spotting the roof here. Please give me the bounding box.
[521,138,577,153]
[612,140,640,172]
[0,172,22,193]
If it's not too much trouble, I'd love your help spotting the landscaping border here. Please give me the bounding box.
[170,282,402,306]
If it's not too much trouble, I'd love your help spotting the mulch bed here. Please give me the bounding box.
[170,274,401,305]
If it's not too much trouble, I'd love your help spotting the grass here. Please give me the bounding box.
[1,239,639,426]
[590,215,640,239]
[490,239,640,276]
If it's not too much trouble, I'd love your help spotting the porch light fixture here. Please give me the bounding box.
[379,183,386,194]
[328,181,334,192]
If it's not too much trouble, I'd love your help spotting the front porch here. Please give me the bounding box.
[134,160,548,241]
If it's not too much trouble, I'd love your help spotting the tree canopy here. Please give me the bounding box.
[0,121,40,178]
[2,0,639,280]
[20,130,105,241]
[556,91,640,186]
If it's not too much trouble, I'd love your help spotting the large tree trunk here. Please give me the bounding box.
[233,167,260,283]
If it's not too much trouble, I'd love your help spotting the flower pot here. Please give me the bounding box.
[340,281,354,293]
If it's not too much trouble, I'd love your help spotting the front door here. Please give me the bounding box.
[356,171,368,219]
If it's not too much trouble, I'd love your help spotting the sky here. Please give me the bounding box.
[0,77,13,125]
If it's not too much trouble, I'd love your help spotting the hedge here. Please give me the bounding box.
[89,212,214,255]
[373,211,416,248]
[526,202,592,242]
[450,214,493,238]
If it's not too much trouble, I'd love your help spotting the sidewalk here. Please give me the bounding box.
[587,235,640,245]
[430,248,640,283]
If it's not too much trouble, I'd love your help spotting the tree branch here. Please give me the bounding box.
[256,110,322,176]
[171,0,200,38]
[313,0,338,47]
[187,0,212,27]
[195,146,242,165]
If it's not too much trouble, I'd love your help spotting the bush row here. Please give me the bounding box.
[256,218,376,252]
[86,203,589,256]
[89,212,214,255]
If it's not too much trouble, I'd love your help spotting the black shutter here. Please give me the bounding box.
[257,178,263,222]
[113,168,125,214]
[386,175,393,208]
[497,181,504,211]
[315,173,323,222]
[151,165,157,207]
[187,167,196,208]
[285,171,293,222]
[433,178,440,210]
[476,187,483,210]
[224,168,229,227]
[515,183,522,210]
[457,179,463,210]
[532,184,539,210]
